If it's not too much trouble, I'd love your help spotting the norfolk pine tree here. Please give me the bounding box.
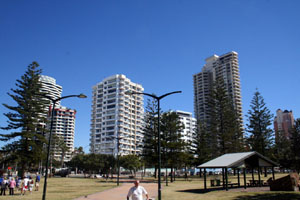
[160,111,186,182]
[208,78,244,156]
[246,89,274,157]
[142,98,160,177]
[0,62,48,176]
[274,130,292,169]
[290,119,300,173]
[193,121,211,165]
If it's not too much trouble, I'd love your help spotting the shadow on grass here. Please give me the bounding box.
[234,193,300,200]
[95,179,156,184]
[177,187,228,194]
[177,188,300,200]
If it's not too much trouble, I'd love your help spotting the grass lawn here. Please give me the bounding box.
[161,173,300,200]
[1,173,299,200]
[0,177,116,200]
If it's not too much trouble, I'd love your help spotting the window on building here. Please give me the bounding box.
[107,105,115,109]
[108,94,116,98]
[106,126,114,130]
[108,89,116,93]
[107,99,116,104]
[107,110,115,114]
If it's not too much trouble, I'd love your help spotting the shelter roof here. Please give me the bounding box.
[198,151,277,168]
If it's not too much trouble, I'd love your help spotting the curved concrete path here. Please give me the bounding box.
[74,182,158,200]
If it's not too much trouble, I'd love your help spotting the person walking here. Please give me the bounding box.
[0,177,8,196]
[8,177,16,195]
[15,176,21,191]
[28,177,34,194]
[0,177,3,188]
[127,180,149,200]
[35,173,40,191]
[22,176,29,195]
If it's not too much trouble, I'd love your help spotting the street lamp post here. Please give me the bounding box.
[42,94,87,200]
[125,90,181,200]
[117,135,122,186]
[109,135,122,186]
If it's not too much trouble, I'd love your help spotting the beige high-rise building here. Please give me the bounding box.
[274,109,294,139]
[193,51,243,127]
[90,74,144,156]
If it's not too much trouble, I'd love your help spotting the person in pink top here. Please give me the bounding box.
[9,178,16,195]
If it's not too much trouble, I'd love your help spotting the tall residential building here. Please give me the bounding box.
[90,74,144,156]
[39,75,75,162]
[39,75,62,105]
[38,75,63,133]
[193,51,243,126]
[50,105,76,162]
[175,110,197,150]
[274,109,294,139]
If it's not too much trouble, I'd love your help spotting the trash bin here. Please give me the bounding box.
[210,179,215,186]
[216,179,221,186]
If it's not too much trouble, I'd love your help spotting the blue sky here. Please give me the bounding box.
[1,0,299,152]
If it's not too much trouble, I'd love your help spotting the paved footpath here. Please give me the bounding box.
[74,182,158,200]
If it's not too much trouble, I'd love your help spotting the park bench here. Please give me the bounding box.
[248,180,264,186]
[227,183,239,188]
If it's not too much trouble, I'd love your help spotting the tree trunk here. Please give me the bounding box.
[174,167,176,182]
[170,167,174,182]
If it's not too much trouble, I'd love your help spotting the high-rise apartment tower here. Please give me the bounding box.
[39,75,76,162]
[90,74,144,156]
[39,75,62,105]
[175,110,197,151]
[193,51,243,126]
[48,105,76,162]
[274,109,294,139]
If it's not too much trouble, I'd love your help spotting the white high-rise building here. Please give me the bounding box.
[193,51,243,127]
[175,110,197,150]
[90,74,144,156]
[39,75,75,162]
[39,75,63,131]
[39,75,62,104]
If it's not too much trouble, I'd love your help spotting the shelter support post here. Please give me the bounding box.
[272,167,275,180]
[252,168,254,182]
[264,167,267,177]
[237,168,240,187]
[243,168,247,189]
[258,167,261,187]
[225,168,228,191]
[199,168,202,178]
[222,168,225,188]
[204,168,207,191]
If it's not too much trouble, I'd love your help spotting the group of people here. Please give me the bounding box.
[0,174,149,199]
[0,174,40,196]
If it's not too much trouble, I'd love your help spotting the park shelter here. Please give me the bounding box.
[198,151,278,191]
